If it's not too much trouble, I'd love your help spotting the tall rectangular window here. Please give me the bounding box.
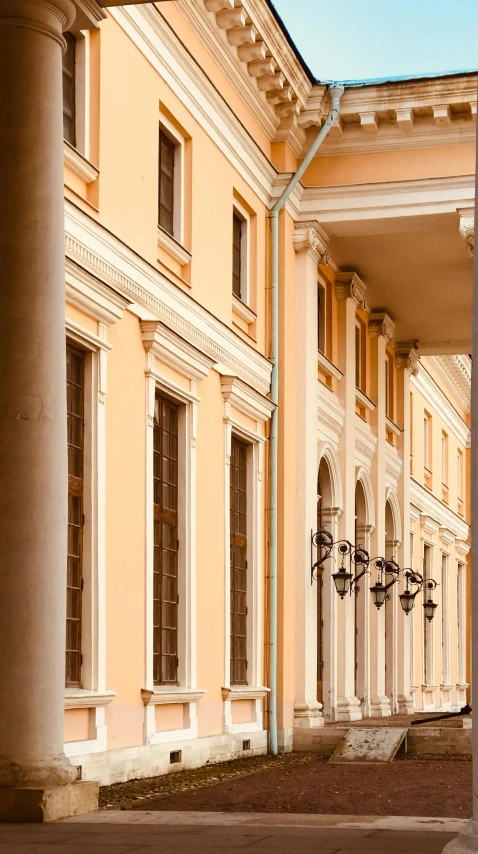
[457,450,464,513]
[457,562,465,683]
[317,282,326,355]
[316,478,324,703]
[158,129,175,236]
[66,345,84,687]
[385,352,394,419]
[153,394,179,685]
[423,544,432,685]
[232,212,242,299]
[442,431,449,497]
[424,411,432,473]
[62,33,76,146]
[355,321,363,390]
[230,437,248,685]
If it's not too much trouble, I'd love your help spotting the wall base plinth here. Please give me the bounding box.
[0,782,98,823]
[336,696,362,722]
[397,694,415,714]
[293,701,324,729]
[370,695,392,717]
[442,821,478,852]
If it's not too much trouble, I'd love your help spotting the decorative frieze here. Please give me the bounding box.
[334,271,367,308]
[293,220,329,264]
[458,207,474,257]
[369,312,396,346]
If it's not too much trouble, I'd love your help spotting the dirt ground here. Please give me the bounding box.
[99,752,472,818]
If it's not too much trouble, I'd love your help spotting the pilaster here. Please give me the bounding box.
[334,272,365,720]
[369,312,395,717]
[293,221,328,730]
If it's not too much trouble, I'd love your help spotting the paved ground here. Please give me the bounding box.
[331,713,468,728]
[0,812,466,853]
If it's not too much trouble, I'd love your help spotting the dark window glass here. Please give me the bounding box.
[232,213,242,298]
[158,130,175,236]
[153,395,179,685]
[62,33,76,146]
[66,345,84,687]
[316,475,323,702]
[230,437,248,685]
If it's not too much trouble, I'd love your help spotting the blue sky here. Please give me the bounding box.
[271,0,478,82]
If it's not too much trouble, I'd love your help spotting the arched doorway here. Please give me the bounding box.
[355,479,368,711]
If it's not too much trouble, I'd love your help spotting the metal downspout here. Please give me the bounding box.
[268,84,344,755]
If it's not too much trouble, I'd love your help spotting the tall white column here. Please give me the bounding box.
[369,313,395,718]
[395,347,419,714]
[0,0,96,819]
[334,272,366,721]
[293,221,329,730]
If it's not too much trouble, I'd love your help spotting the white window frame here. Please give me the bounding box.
[457,560,467,686]
[63,263,129,758]
[141,322,212,745]
[63,31,99,186]
[317,279,327,356]
[157,111,185,247]
[221,375,273,734]
[232,199,250,307]
[422,541,434,690]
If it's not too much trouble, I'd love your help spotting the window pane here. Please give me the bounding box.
[66,345,84,687]
[230,437,248,685]
[62,34,76,147]
[158,129,175,234]
[232,213,242,298]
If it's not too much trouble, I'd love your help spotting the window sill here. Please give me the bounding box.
[157,227,192,267]
[141,687,206,706]
[64,140,99,185]
[457,683,470,690]
[318,351,343,382]
[232,294,256,325]
[64,689,116,709]
[222,686,270,701]
[355,388,375,412]
[386,416,401,437]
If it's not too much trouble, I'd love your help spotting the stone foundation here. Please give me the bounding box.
[0,781,98,823]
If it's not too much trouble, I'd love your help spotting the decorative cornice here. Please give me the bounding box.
[425,355,471,414]
[410,479,470,542]
[334,271,367,308]
[141,320,214,382]
[292,220,329,263]
[369,312,395,346]
[458,207,474,257]
[65,258,131,325]
[396,345,420,376]
[220,374,274,423]
[412,361,471,447]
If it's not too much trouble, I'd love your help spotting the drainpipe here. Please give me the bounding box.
[268,84,344,755]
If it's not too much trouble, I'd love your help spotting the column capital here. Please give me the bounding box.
[335,271,367,308]
[395,344,419,376]
[293,220,329,265]
[0,0,78,47]
[458,207,474,257]
[369,312,395,346]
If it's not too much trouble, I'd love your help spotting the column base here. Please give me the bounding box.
[0,782,98,823]
[293,701,324,729]
[397,694,415,714]
[369,695,392,717]
[442,821,478,852]
[336,696,362,722]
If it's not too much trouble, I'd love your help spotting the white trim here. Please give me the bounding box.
[141,320,213,381]
[425,355,471,415]
[233,294,257,324]
[157,227,192,267]
[356,388,376,412]
[65,690,116,710]
[318,351,343,382]
[222,686,269,701]
[65,201,273,396]
[386,416,402,437]
[220,374,274,423]
[142,688,206,706]
[64,141,98,184]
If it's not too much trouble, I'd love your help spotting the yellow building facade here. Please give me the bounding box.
[0,0,473,805]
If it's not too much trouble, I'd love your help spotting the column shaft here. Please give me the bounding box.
[0,0,76,787]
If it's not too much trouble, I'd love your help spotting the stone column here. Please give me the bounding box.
[395,346,419,714]
[368,313,395,718]
[0,0,97,820]
[293,221,329,730]
[334,272,366,722]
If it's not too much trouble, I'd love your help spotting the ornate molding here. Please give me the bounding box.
[458,207,474,257]
[395,345,419,376]
[369,312,396,346]
[293,220,329,263]
[334,271,367,308]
